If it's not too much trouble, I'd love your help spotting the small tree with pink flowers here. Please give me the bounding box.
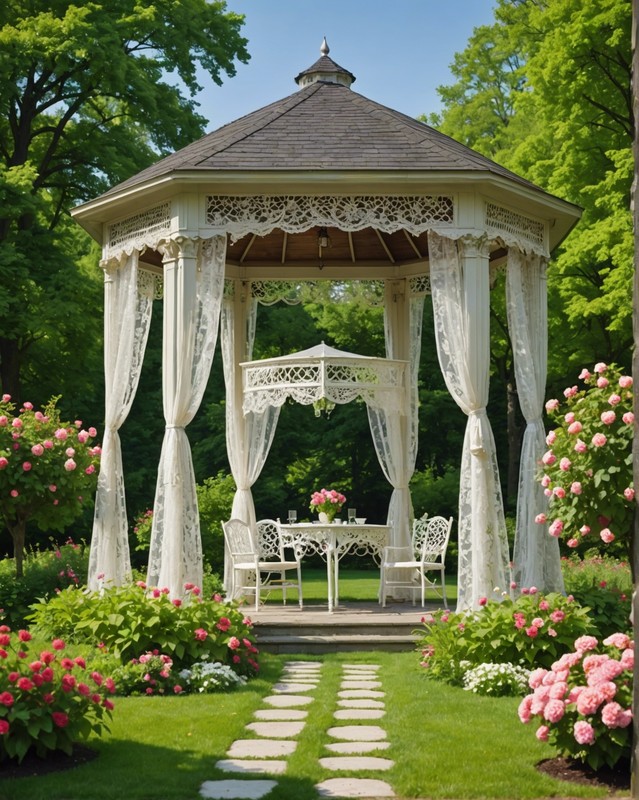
[537,363,633,555]
[0,396,100,577]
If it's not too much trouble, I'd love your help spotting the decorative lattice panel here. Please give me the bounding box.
[106,203,171,259]
[206,195,454,240]
[485,202,545,250]
[409,274,431,296]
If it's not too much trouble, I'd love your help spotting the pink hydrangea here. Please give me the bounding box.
[603,633,631,650]
[518,695,533,723]
[601,702,632,729]
[536,725,549,741]
[576,687,604,716]
[575,636,598,653]
[600,410,616,425]
[543,699,565,723]
[574,720,595,745]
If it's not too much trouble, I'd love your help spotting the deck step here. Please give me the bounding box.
[254,633,417,654]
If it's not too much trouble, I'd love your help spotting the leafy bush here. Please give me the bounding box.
[561,553,631,640]
[462,662,530,697]
[0,539,89,628]
[0,396,100,576]
[0,620,115,764]
[417,590,594,685]
[539,363,633,555]
[518,633,633,770]
[28,582,258,674]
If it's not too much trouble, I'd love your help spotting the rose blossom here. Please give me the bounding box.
[567,421,582,434]
[564,412,575,424]
[545,430,556,445]
[567,538,579,548]
[594,362,608,373]
[592,433,607,447]
[608,393,621,406]
[600,528,615,544]
[600,410,616,425]
[64,458,77,471]
[553,486,566,498]
[542,451,556,465]
[579,368,591,380]
[228,636,241,650]
[623,411,635,424]
[31,443,44,456]
[534,513,547,524]
[570,482,582,495]
[0,457,8,470]
[597,377,609,388]
[624,487,635,501]
[559,457,571,471]
[545,399,559,412]
[548,519,563,537]
[619,375,633,388]
[52,711,69,728]
[574,439,587,453]
[563,386,578,398]
[194,628,208,641]
[54,428,68,440]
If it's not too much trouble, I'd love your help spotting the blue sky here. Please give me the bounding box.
[195,0,498,132]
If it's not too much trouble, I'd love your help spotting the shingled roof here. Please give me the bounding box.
[99,43,543,199]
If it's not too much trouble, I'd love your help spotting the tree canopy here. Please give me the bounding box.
[0,0,249,401]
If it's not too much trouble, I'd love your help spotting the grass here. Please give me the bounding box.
[0,651,612,800]
[264,566,458,606]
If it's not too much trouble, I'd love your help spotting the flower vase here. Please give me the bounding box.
[318,511,331,524]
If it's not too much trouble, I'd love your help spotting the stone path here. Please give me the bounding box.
[199,660,395,799]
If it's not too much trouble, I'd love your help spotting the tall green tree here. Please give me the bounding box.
[0,0,249,403]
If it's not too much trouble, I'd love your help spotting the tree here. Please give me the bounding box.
[0,0,249,402]
[0,397,100,577]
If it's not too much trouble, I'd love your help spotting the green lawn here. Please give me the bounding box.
[0,652,611,800]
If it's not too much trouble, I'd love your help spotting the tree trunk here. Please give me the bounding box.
[0,337,22,403]
[505,375,522,505]
[6,516,27,578]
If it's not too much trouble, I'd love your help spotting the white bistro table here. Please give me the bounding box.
[279,522,391,612]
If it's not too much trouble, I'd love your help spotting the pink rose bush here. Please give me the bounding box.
[417,589,593,687]
[518,633,633,769]
[0,396,100,577]
[539,364,633,553]
[309,487,346,521]
[0,615,115,764]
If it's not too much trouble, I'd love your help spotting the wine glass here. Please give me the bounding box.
[288,509,297,524]
[347,508,356,524]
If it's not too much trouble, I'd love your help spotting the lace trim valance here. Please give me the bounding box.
[106,203,172,261]
[485,202,548,256]
[206,194,455,241]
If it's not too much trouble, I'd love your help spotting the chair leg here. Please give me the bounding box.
[296,562,303,609]
[381,566,387,607]
[441,570,448,609]
[254,572,260,612]
[281,571,287,606]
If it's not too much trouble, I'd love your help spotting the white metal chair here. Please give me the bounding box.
[222,518,303,611]
[380,515,453,608]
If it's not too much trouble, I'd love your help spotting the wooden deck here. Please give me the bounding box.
[250,600,443,654]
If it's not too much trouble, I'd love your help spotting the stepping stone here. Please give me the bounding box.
[338,690,385,699]
[215,759,287,775]
[340,681,382,690]
[319,756,394,771]
[316,778,394,797]
[334,709,385,720]
[327,725,387,742]
[342,674,378,681]
[263,694,313,707]
[272,682,315,693]
[326,741,391,754]
[254,709,308,721]
[285,661,322,668]
[200,779,278,799]
[341,664,380,670]
[227,739,297,759]
[338,699,385,709]
[245,721,305,738]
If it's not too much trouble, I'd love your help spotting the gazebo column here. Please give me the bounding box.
[147,235,226,597]
[428,231,510,611]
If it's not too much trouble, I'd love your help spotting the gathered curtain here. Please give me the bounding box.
[368,293,424,556]
[88,251,154,590]
[428,231,510,611]
[221,293,280,594]
[146,236,226,596]
[506,248,564,593]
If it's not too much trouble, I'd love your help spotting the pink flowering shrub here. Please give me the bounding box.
[28,581,258,675]
[0,616,115,764]
[0,396,100,577]
[539,364,633,553]
[518,633,633,769]
[417,589,593,686]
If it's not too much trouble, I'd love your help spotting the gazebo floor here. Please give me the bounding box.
[249,599,443,654]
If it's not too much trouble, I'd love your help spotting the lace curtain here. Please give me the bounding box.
[428,231,510,611]
[88,251,154,590]
[221,294,280,594]
[146,236,226,596]
[506,248,564,593]
[368,294,424,559]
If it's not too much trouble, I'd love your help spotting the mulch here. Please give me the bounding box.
[537,756,631,794]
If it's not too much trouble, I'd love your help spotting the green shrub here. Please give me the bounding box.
[0,539,89,627]
[417,590,594,685]
[27,582,258,674]
[561,553,631,639]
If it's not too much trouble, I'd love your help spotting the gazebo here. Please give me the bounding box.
[71,40,581,611]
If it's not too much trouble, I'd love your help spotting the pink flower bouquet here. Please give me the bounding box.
[518,633,633,769]
[309,488,346,521]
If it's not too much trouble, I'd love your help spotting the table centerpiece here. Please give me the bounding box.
[309,487,346,523]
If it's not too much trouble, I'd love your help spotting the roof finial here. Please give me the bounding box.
[320,37,329,56]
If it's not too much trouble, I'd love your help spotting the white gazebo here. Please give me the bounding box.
[71,40,581,610]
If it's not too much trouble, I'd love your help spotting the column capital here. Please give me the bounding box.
[459,233,491,260]
[158,235,199,262]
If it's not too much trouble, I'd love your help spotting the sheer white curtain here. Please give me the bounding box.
[368,293,424,554]
[221,292,280,593]
[88,251,154,590]
[146,236,226,596]
[428,231,510,611]
[507,248,564,593]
